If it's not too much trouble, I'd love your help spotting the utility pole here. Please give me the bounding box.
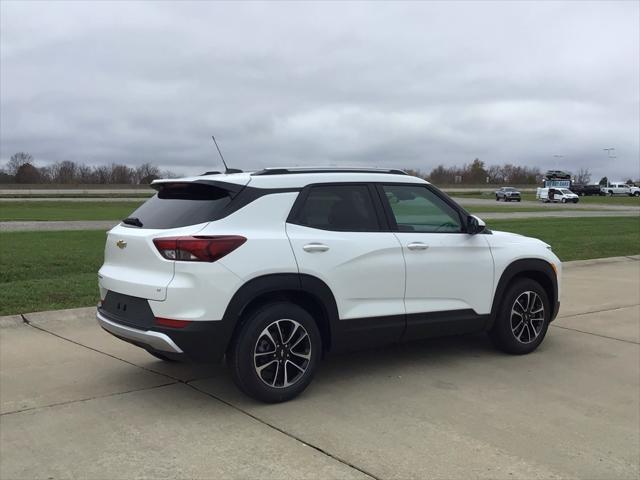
[552,154,564,170]
[603,148,615,186]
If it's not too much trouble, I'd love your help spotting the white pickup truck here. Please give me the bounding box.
[601,182,640,196]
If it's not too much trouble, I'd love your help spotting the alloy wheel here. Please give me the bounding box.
[253,319,312,388]
[510,291,545,344]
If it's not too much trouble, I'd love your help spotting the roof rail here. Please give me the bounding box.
[252,167,408,176]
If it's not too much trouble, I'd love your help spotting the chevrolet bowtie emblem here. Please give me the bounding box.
[116,240,127,249]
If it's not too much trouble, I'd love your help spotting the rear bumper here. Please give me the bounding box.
[96,307,236,362]
[97,311,183,353]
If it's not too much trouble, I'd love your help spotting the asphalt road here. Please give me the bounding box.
[1,256,638,479]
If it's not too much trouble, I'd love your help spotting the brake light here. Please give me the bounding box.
[155,317,192,328]
[153,236,246,262]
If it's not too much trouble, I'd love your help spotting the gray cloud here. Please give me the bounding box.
[1,1,638,180]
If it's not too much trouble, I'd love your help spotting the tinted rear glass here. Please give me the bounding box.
[125,182,232,229]
[293,185,380,231]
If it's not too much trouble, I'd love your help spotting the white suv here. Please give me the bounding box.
[97,167,561,402]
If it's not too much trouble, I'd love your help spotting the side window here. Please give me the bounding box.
[292,185,380,232]
[382,185,462,233]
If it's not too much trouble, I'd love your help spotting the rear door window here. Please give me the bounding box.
[125,182,233,229]
[291,184,380,231]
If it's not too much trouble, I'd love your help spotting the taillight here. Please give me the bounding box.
[153,236,246,262]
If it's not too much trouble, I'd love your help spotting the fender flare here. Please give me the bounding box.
[487,258,559,329]
[221,273,340,349]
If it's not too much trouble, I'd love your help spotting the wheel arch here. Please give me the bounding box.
[222,273,339,354]
[488,259,559,329]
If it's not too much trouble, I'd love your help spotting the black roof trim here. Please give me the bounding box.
[252,167,408,176]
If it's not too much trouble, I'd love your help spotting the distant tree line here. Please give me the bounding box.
[3,151,633,186]
[0,152,181,184]
[407,159,545,185]
[404,159,607,185]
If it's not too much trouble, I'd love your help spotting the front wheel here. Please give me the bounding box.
[489,278,550,354]
[561,198,567,203]
[228,302,322,403]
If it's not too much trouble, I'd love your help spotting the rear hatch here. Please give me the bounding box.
[99,179,248,301]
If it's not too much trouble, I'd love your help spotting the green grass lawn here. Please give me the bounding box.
[1,216,638,316]
[488,216,640,261]
[0,230,106,315]
[466,206,554,213]
[0,201,144,221]
[0,193,153,199]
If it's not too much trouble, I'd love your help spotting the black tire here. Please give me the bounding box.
[516,198,521,202]
[489,278,550,355]
[228,302,322,403]
[146,349,179,362]
[496,195,500,201]
[633,192,639,197]
[561,198,567,203]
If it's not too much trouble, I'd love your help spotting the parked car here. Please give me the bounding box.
[571,184,604,196]
[601,182,640,196]
[602,182,632,196]
[544,170,571,180]
[97,167,561,403]
[536,187,579,203]
[495,187,522,202]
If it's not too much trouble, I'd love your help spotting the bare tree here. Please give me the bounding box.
[6,152,34,176]
[135,163,161,184]
[93,166,111,184]
[77,165,95,183]
[51,161,79,183]
[574,168,591,185]
[109,164,135,184]
[15,163,41,183]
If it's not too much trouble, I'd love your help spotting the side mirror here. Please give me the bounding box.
[467,215,486,235]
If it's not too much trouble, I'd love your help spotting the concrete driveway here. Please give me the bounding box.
[1,257,639,479]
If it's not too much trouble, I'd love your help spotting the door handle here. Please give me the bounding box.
[303,243,330,253]
[407,242,429,251]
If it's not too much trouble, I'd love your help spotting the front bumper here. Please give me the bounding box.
[97,310,183,353]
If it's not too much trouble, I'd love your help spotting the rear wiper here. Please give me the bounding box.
[122,217,143,227]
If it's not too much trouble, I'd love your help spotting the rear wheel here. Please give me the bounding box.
[228,302,322,403]
[489,278,550,354]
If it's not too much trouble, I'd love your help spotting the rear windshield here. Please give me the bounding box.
[124,182,233,229]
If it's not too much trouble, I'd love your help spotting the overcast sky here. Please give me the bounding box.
[1,1,639,180]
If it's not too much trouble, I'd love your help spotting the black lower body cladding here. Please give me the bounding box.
[98,291,234,362]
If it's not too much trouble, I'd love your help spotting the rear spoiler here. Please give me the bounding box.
[150,180,247,198]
